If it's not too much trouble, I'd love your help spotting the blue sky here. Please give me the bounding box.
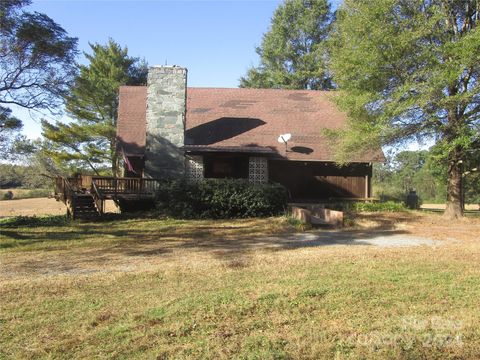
[14,0,342,139]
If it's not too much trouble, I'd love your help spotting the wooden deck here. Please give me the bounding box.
[54,176,162,219]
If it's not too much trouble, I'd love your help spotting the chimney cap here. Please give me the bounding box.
[150,65,184,68]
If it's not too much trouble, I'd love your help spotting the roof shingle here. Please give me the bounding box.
[117,86,384,162]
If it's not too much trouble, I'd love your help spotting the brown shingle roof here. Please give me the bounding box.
[117,86,384,162]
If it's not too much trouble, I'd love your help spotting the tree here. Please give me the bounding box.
[393,150,428,193]
[0,0,77,114]
[0,138,74,189]
[0,107,23,160]
[0,0,78,160]
[372,149,447,203]
[42,39,147,176]
[463,163,480,207]
[329,0,480,218]
[240,0,333,90]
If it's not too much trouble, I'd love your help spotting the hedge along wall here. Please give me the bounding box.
[155,179,288,219]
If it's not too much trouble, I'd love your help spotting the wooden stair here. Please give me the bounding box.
[55,175,162,220]
[73,194,101,219]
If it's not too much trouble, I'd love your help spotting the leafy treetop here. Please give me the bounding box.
[329,0,480,218]
[240,0,334,90]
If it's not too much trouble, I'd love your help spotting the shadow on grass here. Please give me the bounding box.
[1,213,420,270]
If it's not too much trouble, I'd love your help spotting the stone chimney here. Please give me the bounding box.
[145,66,187,179]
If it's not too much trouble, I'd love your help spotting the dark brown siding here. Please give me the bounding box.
[269,160,371,200]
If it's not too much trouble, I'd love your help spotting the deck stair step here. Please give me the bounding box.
[54,175,163,220]
[72,194,100,219]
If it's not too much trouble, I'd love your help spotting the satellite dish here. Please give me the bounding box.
[277,133,291,152]
[277,133,292,143]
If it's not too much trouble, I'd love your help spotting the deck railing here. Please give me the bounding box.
[64,175,92,191]
[90,180,105,215]
[55,176,161,216]
[91,177,161,197]
[54,176,77,218]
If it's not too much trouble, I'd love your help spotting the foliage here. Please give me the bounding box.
[42,39,147,176]
[351,201,406,213]
[329,0,480,218]
[0,1,77,157]
[0,215,68,228]
[0,188,51,200]
[463,148,480,204]
[155,179,288,219]
[373,150,447,203]
[374,148,480,205]
[0,108,23,160]
[0,164,23,188]
[287,216,312,231]
[240,0,334,90]
[0,163,51,189]
[0,0,77,159]
[2,191,13,200]
[325,200,406,213]
[0,140,72,189]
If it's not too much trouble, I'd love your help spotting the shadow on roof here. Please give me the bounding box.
[290,146,314,155]
[185,117,266,145]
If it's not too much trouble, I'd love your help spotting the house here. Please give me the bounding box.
[116,66,384,202]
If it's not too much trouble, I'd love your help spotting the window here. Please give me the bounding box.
[204,154,249,179]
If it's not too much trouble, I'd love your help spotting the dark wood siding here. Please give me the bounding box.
[269,160,371,200]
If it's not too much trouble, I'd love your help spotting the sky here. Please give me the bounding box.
[13,0,342,139]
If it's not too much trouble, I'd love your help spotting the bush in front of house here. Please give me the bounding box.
[155,179,288,219]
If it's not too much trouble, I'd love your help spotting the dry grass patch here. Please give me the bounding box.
[0,197,119,217]
[1,212,480,359]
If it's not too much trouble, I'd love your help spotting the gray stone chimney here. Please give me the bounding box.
[145,66,187,179]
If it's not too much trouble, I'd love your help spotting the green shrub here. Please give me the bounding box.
[0,188,51,200]
[352,201,407,212]
[0,215,69,228]
[320,201,407,213]
[155,179,288,219]
[2,191,14,200]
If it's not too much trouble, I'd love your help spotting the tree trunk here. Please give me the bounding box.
[112,151,120,177]
[444,157,463,219]
[111,136,120,177]
[443,101,464,219]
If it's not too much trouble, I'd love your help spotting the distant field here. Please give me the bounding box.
[422,203,479,211]
[0,198,119,217]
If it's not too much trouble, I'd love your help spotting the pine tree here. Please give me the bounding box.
[42,39,147,176]
[0,0,77,159]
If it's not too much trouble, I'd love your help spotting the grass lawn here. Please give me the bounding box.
[1,213,480,359]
